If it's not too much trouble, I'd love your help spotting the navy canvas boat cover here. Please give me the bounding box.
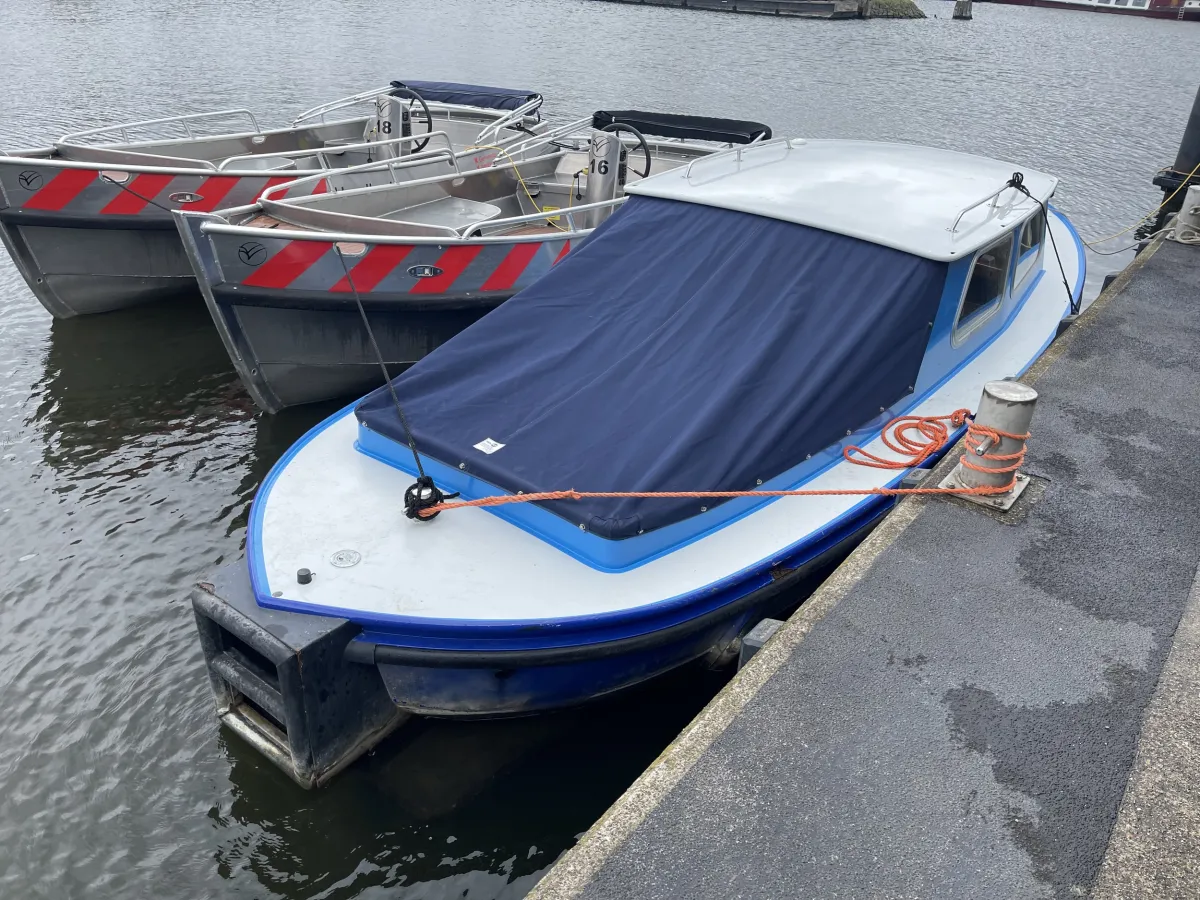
[357,196,947,540]
[592,111,771,145]
[391,81,541,113]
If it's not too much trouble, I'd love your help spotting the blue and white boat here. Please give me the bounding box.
[247,139,1085,717]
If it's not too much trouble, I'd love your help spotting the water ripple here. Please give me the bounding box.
[0,1,1197,897]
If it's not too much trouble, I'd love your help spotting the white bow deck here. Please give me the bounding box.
[254,211,1080,624]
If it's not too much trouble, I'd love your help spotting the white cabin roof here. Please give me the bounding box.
[625,139,1058,262]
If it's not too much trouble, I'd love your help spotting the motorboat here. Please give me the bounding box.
[235,138,1086,717]
[0,81,547,317]
[176,111,773,412]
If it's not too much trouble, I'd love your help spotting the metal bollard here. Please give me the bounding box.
[941,380,1037,510]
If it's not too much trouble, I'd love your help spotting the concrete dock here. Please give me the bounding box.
[529,237,1200,899]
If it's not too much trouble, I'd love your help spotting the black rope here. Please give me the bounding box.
[1007,172,1080,315]
[332,245,455,521]
[99,173,176,213]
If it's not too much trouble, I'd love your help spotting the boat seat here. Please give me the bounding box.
[380,196,502,230]
[493,222,563,237]
[231,155,297,172]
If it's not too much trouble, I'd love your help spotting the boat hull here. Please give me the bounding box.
[177,211,575,412]
[0,155,331,317]
[208,288,501,411]
[357,508,881,717]
[0,214,194,316]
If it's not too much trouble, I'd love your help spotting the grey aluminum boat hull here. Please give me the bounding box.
[206,290,500,413]
[0,214,193,316]
[176,209,540,412]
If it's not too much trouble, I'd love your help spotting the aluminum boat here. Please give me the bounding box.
[176,111,772,412]
[238,139,1085,717]
[0,81,547,317]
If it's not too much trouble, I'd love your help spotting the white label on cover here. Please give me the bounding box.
[473,438,506,454]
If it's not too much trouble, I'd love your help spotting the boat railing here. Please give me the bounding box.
[59,109,263,147]
[290,87,396,127]
[683,137,797,183]
[217,130,456,172]
[474,97,547,145]
[292,89,543,147]
[947,183,1030,236]
[461,197,626,238]
[494,117,593,158]
[257,134,463,202]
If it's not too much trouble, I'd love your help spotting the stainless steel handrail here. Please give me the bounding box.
[474,97,545,145]
[461,197,626,237]
[257,133,461,202]
[199,218,598,247]
[217,130,455,172]
[290,87,395,127]
[948,183,1028,235]
[683,136,796,180]
[493,117,592,159]
[60,109,262,146]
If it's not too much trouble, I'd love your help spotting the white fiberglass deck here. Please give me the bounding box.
[255,212,1079,624]
[628,139,1058,262]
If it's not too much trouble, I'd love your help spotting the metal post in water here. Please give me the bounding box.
[1152,85,1200,231]
[953,0,973,19]
[941,380,1037,510]
[1173,85,1200,177]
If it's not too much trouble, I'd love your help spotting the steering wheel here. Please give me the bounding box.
[387,86,434,153]
[601,123,652,180]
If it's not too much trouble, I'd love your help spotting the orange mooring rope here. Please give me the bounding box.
[418,410,1030,518]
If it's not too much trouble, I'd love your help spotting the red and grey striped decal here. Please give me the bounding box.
[242,241,333,288]
[409,246,485,295]
[12,167,326,217]
[21,169,96,211]
[331,245,414,293]
[99,173,174,215]
[224,235,574,296]
[480,243,541,292]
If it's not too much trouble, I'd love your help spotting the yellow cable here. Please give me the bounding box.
[468,144,569,232]
[1083,159,1200,248]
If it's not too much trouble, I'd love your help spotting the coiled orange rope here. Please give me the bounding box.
[417,410,1030,518]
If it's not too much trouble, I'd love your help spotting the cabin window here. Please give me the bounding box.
[1131,0,1147,6]
[954,235,1012,343]
[1114,0,1128,6]
[1013,214,1044,293]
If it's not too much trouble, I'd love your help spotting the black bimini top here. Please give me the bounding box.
[391,81,541,112]
[356,195,947,541]
[592,110,771,145]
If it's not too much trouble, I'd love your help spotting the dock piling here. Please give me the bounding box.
[941,380,1036,509]
[953,0,973,19]
[1153,85,1200,231]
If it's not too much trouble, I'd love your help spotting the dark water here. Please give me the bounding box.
[0,1,1197,897]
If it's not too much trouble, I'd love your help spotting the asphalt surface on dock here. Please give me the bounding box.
[530,238,1200,900]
